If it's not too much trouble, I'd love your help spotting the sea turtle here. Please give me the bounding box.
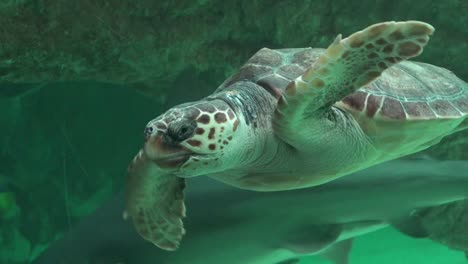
[125,21,468,251]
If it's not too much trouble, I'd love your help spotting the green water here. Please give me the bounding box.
[1,0,468,263]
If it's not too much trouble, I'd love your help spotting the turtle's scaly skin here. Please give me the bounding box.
[125,21,468,251]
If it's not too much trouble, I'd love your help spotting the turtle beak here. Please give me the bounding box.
[144,133,193,169]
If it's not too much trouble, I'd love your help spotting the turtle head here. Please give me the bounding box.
[142,99,243,176]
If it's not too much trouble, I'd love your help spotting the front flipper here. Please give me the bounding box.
[274,21,434,145]
[124,150,186,251]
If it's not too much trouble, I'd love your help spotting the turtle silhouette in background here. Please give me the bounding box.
[125,21,468,251]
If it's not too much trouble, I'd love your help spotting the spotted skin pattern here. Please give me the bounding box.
[144,100,238,161]
[180,106,239,175]
[126,99,239,251]
[179,105,238,173]
[185,107,236,152]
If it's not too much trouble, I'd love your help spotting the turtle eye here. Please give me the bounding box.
[179,125,189,135]
[166,121,196,142]
[178,124,194,139]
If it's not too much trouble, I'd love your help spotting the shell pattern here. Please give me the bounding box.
[217,47,468,120]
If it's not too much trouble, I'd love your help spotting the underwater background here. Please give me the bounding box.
[0,0,468,263]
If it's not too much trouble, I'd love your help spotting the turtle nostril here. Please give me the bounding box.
[144,126,156,140]
[144,126,154,136]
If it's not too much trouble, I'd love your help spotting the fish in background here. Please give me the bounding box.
[33,158,468,264]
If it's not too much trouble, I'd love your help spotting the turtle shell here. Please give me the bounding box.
[217,47,468,120]
[341,62,468,120]
[217,48,321,98]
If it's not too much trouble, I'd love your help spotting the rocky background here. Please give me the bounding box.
[0,0,467,263]
[0,0,467,96]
